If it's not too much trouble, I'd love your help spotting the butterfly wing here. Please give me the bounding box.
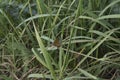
[53,38,61,47]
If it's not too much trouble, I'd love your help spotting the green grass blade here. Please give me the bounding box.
[78,68,98,79]
[33,23,57,80]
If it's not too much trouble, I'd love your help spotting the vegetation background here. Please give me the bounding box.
[0,0,120,80]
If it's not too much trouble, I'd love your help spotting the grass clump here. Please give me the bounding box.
[0,0,120,80]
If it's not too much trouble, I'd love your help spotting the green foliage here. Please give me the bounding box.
[0,0,120,80]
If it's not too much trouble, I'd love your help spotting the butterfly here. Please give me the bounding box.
[52,38,61,47]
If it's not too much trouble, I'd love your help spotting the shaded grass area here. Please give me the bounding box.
[0,0,120,80]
